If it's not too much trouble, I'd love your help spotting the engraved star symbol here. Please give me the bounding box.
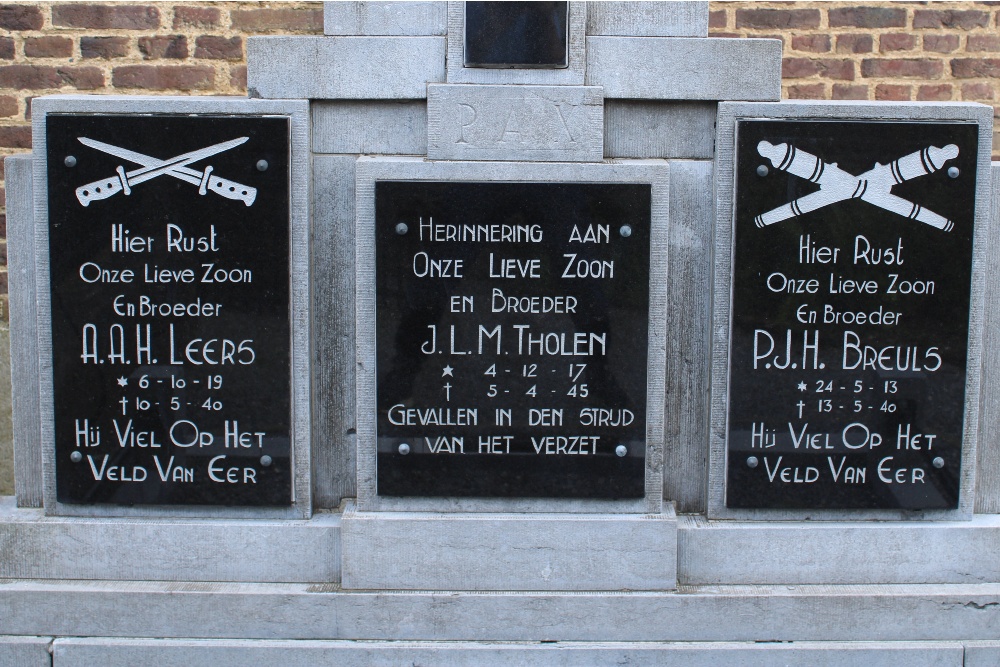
[797,382,807,392]
[442,365,454,377]
[117,376,128,387]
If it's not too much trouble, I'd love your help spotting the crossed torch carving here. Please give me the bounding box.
[754,141,959,232]
[74,136,257,208]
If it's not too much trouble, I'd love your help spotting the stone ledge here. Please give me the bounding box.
[323,1,447,36]
[586,37,781,101]
[587,2,709,37]
[341,501,677,591]
[247,36,445,99]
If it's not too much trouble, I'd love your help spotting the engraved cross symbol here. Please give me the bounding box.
[754,141,959,231]
[74,136,257,208]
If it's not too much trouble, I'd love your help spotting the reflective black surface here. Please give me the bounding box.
[465,1,568,68]
[375,182,650,498]
[47,114,291,506]
[726,120,978,510]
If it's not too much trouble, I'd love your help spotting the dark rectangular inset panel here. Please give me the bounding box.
[726,120,978,510]
[47,114,291,506]
[376,182,650,498]
[465,1,569,68]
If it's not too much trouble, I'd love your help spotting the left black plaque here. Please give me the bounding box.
[46,114,291,506]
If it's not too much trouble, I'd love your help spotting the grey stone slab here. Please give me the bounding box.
[311,156,357,508]
[0,330,12,497]
[6,581,1000,641]
[427,84,603,162]
[0,497,340,582]
[664,161,713,512]
[354,158,669,514]
[0,636,51,667]
[5,155,41,508]
[324,2,446,36]
[446,1,586,85]
[312,101,427,155]
[51,638,963,667]
[605,101,716,160]
[586,37,781,101]
[710,101,994,521]
[976,162,1000,513]
[965,642,1000,667]
[587,2,709,37]
[31,95,312,519]
[248,36,445,100]
[341,501,677,591]
[679,514,1000,585]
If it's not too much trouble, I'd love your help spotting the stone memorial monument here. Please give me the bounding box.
[1,1,999,664]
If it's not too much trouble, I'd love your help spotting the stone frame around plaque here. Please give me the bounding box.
[31,95,312,519]
[709,101,994,521]
[355,157,669,513]
[445,1,586,86]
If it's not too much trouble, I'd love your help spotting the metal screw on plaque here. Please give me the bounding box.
[756,165,768,177]
[615,444,627,457]
[933,457,945,469]
[948,166,959,179]
[70,451,82,462]
[260,455,272,467]
[399,442,411,455]
[64,155,77,168]
[619,225,632,238]
[395,222,409,235]
[747,456,759,469]
[256,159,269,172]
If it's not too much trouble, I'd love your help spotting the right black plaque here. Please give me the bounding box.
[726,120,979,510]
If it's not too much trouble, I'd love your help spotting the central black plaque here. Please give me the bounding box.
[726,120,978,510]
[376,181,650,498]
[47,114,291,506]
[464,1,569,68]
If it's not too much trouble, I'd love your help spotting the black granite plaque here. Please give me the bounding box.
[376,182,650,498]
[46,114,291,506]
[726,120,979,510]
[465,1,569,68]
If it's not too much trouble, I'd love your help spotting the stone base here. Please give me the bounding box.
[340,500,677,591]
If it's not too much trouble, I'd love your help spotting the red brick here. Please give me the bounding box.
[0,215,6,239]
[0,271,9,296]
[735,8,819,29]
[875,84,911,100]
[962,82,995,100]
[0,242,7,266]
[708,10,726,29]
[786,83,825,99]
[52,4,160,30]
[917,84,953,101]
[923,34,960,53]
[969,35,1000,52]
[229,64,246,90]
[836,34,873,54]
[0,96,15,117]
[0,65,103,90]
[195,36,242,60]
[880,33,916,52]
[230,8,322,32]
[792,34,830,53]
[0,126,30,149]
[0,4,43,30]
[913,9,989,29]
[952,58,1000,78]
[81,36,130,59]
[832,84,868,100]
[829,7,906,29]
[0,37,12,60]
[138,35,188,60]
[861,59,944,79]
[112,65,214,91]
[173,6,220,30]
[782,58,855,81]
[710,32,740,38]
[0,160,4,180]
[24,37,74,59]
[23,95,34,120]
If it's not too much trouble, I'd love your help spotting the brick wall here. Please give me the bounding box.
[0,0,999,323]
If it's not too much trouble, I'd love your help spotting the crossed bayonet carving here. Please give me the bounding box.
[754,141,959,232]
[74,136,257,208]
